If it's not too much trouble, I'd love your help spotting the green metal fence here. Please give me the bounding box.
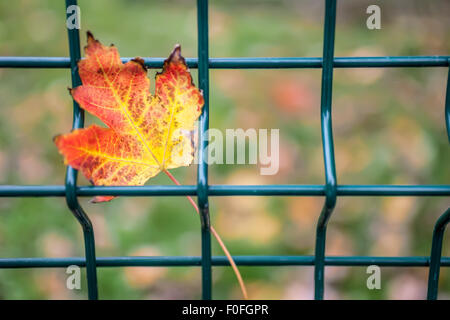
[0,0,449,300]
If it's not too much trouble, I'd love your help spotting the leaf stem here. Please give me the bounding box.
[163,169,248,300]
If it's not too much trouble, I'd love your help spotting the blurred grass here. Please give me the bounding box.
[0,0,449,299]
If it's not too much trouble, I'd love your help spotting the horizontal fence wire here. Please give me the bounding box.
[0,185,450,197]
[0,56,449,69]
[0,0,448,300]
[0,256,449,268]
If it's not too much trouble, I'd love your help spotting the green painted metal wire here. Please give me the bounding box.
[0,0,448,300]
[0,256,449,268]
[0,184,449,197]
[64,0,98,300]
[197,0,212,301]
[314,0,338,300]
[1,56,449,69]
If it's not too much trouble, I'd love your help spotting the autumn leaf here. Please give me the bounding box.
[54,32,204,202]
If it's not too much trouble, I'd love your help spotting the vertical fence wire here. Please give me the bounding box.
[197,0,212,300]
[64,0,98,300]
[445,64,450,143]
[427,208,450,299]
[314,0,338,300]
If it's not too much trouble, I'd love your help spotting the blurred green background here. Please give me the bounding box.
[0,0,449,299]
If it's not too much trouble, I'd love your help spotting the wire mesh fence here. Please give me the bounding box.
[0,0,449,300]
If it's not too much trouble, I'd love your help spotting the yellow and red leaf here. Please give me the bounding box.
[55,32,204,202]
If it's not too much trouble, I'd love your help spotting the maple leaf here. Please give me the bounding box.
[54,32,204,202]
